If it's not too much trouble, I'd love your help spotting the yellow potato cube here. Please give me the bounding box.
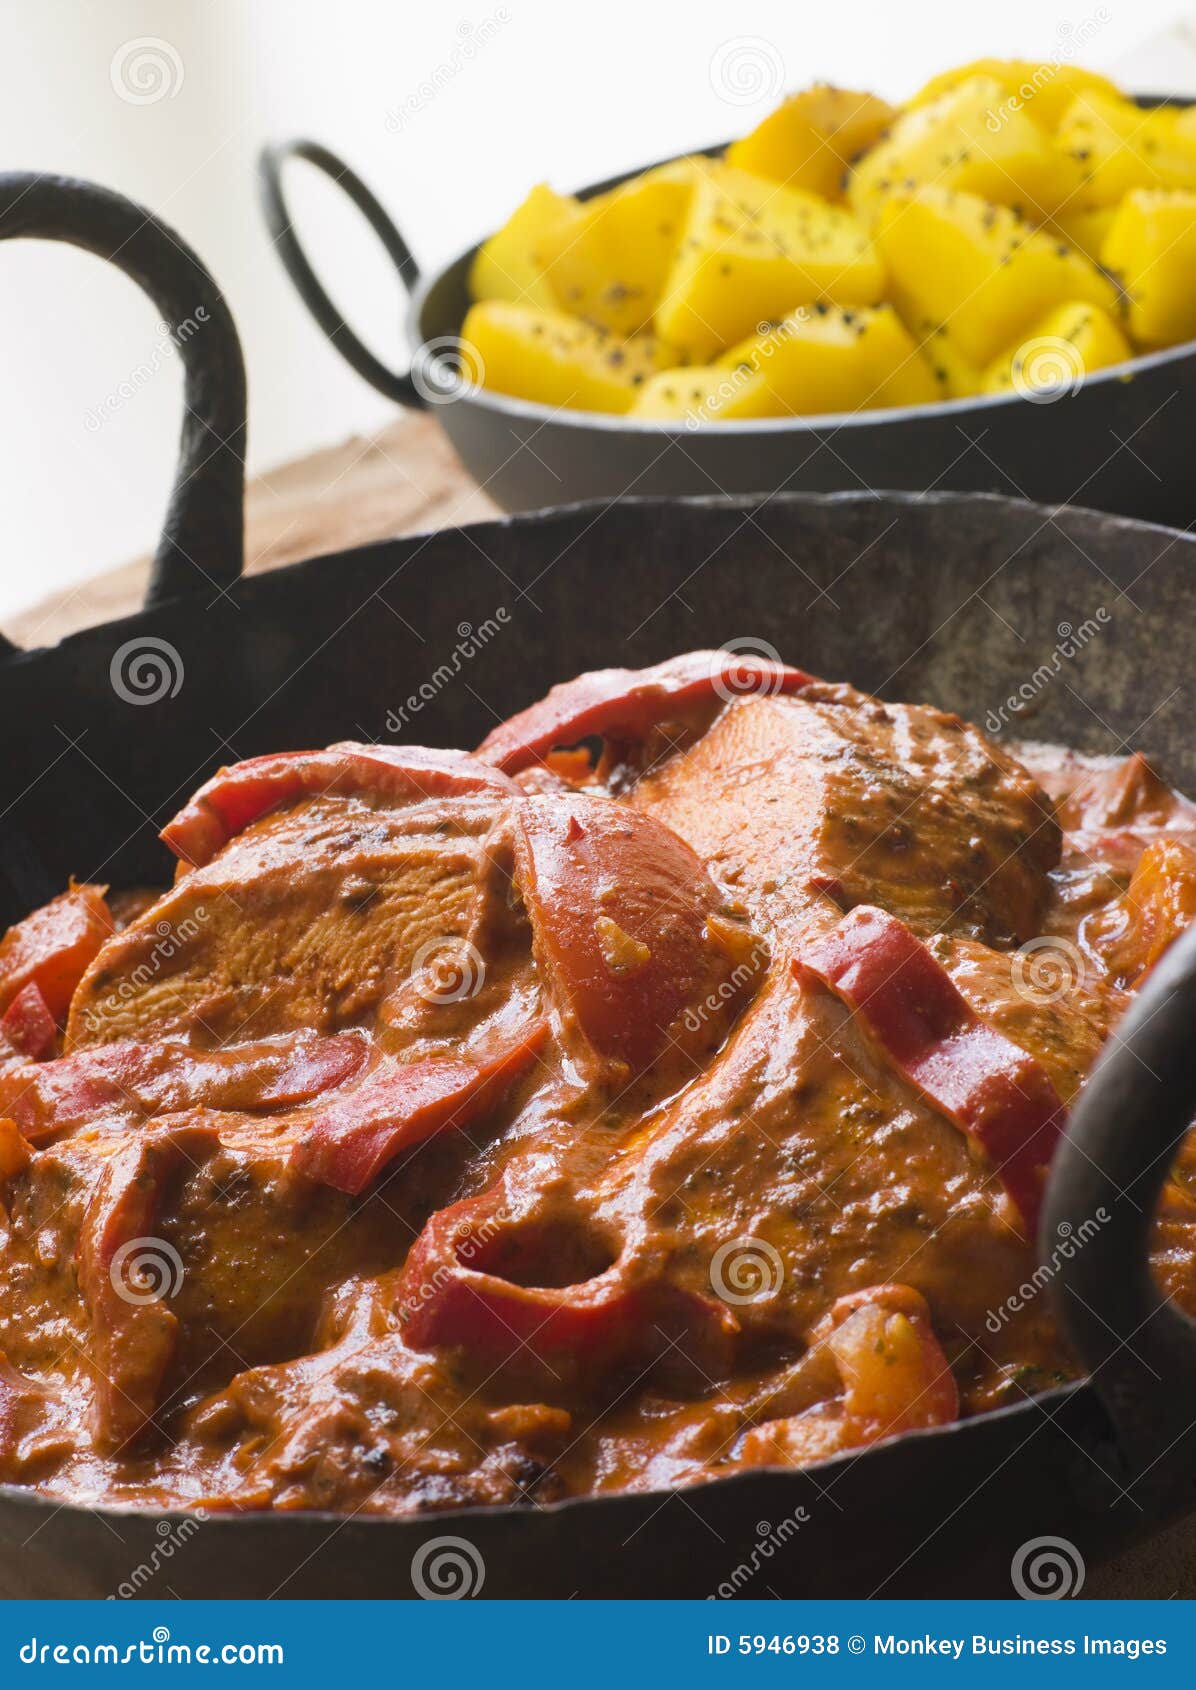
[468,184,578,311]
[534,163,697,337]
[717,303,938,413]
[629,365,782,422]
[655,162,884,361]
[1103,189,1196,347]
[874,185,1120,365]
[726,84,897,201]
[461,302,667,414]
[911,60,1122,132]
[1057,93,1196,208]
[887,301,985,398]
[849,77,1083,226]
[982,300,1133,394]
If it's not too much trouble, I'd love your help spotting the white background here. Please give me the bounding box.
[0,0,1190,623]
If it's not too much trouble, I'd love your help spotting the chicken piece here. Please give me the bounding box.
[630,685,1059,947]
[67,787,513,1049]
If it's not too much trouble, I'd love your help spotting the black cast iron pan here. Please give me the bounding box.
[2,171,1196,1600]
[257,97,1196,527]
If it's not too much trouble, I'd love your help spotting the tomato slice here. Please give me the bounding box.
[514,793,745,1073]
[797,906,1066,1232]
[0,884,113,1021]
[478,650,813,775]
[0,982,56,1061]
[161,742,519,868]
[290,1024,548,1195]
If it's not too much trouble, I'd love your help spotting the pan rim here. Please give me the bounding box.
[0,1380,1084,1532]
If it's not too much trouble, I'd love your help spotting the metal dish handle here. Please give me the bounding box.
[1043,922,1196,1491]
[0,171,246,629]
[258,139,427,408]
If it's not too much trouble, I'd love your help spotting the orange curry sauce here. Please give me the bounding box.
[0,652,1193,1515]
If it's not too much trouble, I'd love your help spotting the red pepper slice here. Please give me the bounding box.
[477,650,813,775]
[796,906,1065,1232]
[0,982,57,1060]
[161,742,519,868]
[290,1024,548,1196]
[398,1181,737,1390]
[0,1031,368,1144]
[515,793,741,1073]
[0,884,113,1021]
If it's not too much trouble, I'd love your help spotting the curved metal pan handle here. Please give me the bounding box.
[0,171,247,631]
[1043,922,1196,1494]
[258,139,427,408]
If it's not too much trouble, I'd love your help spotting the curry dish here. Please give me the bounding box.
[0,651,1195,1516]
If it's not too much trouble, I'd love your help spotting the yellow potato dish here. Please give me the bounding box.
[462,60,1196,421]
